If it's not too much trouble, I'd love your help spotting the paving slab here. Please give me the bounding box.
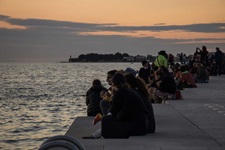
[167,76,225,148]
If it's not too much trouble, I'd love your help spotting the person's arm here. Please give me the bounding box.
[138,68,143,78]
[163,59,168,68]
[86,97,89,106]
[154,76,162,88]
[160,55,168,67]
[86,91,90,106]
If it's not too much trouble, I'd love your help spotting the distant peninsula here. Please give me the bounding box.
[68,52,156,62]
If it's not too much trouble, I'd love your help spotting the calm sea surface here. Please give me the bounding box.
[0,62,141,150]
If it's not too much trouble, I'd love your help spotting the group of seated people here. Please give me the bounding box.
[144,50,210,103]
[85,69,156,139]
[146,61,209,103]
[84,55,210,139]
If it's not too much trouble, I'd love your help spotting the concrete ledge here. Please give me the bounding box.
[65,104,224,150]
[66,116,101,139]
[65,76,225,150]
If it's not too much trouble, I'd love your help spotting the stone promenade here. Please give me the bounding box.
[66,76,225,150]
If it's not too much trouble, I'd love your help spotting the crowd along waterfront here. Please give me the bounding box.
[0,62,141,150]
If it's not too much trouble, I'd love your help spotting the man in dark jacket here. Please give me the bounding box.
[102,73,149,138]
[138,60,151,84]
[86,79,107,116]
[215,47,224,76]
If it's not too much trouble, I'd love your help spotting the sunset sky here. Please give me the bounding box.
[0,0,225,62]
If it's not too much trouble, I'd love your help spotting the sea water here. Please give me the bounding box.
[0,62,141,150]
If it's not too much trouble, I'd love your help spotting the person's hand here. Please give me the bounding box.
[156,80,162,87]
[92,113,102,125]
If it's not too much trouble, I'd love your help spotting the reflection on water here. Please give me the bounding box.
[0,62,140,149]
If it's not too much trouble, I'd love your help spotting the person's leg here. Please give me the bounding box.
[83,128,102,139]
[218,63,222,76]
[91,129,102,138]
[101,115,130,138]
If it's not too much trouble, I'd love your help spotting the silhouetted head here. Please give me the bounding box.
[124,73,136,88]
[180,65,187,72]
[106,70,117,85]
[142,60,148,66]
[92,79,101,86]
[112,73,126,89]
[125,67,137,76]
[158,50,168,59]
[202,46,207,51]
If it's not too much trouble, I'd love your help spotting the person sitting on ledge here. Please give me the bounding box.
[83,73,149,139]
[176,65,197,89]
[99,69,117,116]
[86,79,107,116]
[102,73,149,138]
[148,67,176,103]
[124,72,155,133]
[194,63,209,83]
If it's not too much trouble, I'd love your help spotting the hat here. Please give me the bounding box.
[158,50,168,59]
[112,73,125,85]
[125,67,137,76]
[158,50,166,55]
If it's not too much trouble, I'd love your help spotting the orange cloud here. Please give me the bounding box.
[1,0,225,26]
[79,30,225,40]
[0,21,26,29]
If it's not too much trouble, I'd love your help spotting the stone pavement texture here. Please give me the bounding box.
[66,76,225,150]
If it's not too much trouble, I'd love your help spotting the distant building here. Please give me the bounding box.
[147,55,156,62]
[135,55,146,62]
[69,55,78,62]
[123,56,135,62]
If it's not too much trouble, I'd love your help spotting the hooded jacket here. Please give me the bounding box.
[86,85,107,116]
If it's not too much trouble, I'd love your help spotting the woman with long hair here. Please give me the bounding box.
[124,73,155,133]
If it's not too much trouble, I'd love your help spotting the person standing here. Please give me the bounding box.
[214,47,224,76]
[168,53,175,66]
[153,50,168,68]
[86,79,107,116]
[180,53,183,64]
[197,46,208,66]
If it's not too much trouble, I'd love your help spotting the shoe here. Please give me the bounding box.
[93,113,102,125]
[82,135,96,139]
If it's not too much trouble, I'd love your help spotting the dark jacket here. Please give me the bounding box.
[215,50,224,63]
[137,91,155,133]
[86,85,107,116]
[197,50,208,65]
[110,88,148,121]
[102,87,149,138]
[138,67,151,84]
[159,73,176,94]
